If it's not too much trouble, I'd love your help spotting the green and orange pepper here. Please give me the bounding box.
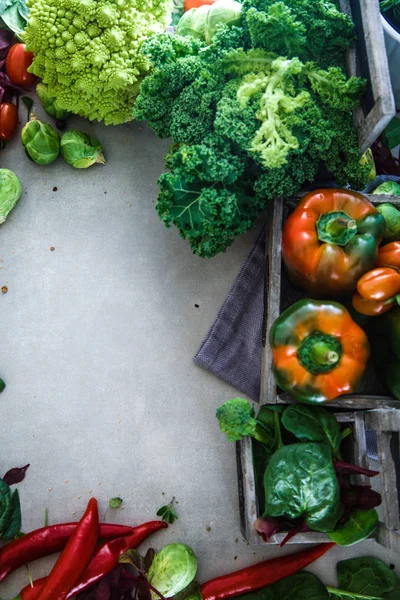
[353,241,400,316]
[282,189,385,297]
[270,299,370,404]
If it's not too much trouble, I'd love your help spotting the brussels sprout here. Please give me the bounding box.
[0,168,22,224]
[21,118,60,164]
[60,130,106,169]
[147,543,197,599]
[373,181,400,196]
[375,201,400,243]
[205,0,242,44]
[36,83,70,121]
[176,5,210,39]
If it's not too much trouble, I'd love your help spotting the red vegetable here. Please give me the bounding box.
[36,497,99,600]
[0,522,137,583]
[0,102,18,141]
[200,543,335,600]
[5,44,36,86]
[185,0,216,10]
[18,521,168,600]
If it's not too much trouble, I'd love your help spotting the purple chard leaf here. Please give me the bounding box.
[334,461,379,478]
[3,464,30,485]
[254,516,283,542]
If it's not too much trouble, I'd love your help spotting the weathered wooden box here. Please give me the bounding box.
[237,408,400,551]
[340,0,396,152]
[261,193,400,410]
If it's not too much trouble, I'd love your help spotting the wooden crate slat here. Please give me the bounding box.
[374,430,400,530]
[376,522,400,553]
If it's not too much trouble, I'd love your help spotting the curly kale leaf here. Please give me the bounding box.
[264,442,343,532]
[157,142,265,257]
[241,0,355,68]
[245,2,307,57]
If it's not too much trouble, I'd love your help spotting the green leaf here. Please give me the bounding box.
[281,405,343,458]
[237,572,329,600]
[156,497,178,524]
[382,117,400,150]
[2,490,21,540]
[172,580,202,600]
[327,508,378,546]
[0,2,25,35]
[264,443,342,532]
[108,497,123,509]
[336,557,398,597]
[0,379,5,393]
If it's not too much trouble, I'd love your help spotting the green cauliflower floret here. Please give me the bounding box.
[216,398,272,443]
[24,0,172,124]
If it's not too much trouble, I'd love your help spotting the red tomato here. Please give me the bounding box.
[0,103,18,141]
[184,0,217,10]
[6,43,36,86]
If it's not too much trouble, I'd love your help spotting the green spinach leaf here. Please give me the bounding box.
[236,572,329,600]
[327,508,378,546]
[0,478,21,539]
[281,405,343,458]
[328,557,399,599]
[263,442,342,532]
[382,117,400,151]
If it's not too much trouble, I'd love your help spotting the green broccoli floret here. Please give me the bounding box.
[24,0,172,124]
[216,398,273,443]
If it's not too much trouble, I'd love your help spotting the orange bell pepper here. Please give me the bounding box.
[377,241,400,269]
[269,299,369,404]
[352,267,400,316]
[282,189,385,297]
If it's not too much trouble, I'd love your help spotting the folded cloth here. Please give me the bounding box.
[193,226,266,402]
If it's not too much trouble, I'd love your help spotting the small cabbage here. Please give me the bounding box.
[21,119,60,165]
[176,5,211,39]
[376,201,400,243]
[60,131,106,169]
[36,83,70,121]
[0,169,22,224]
[147,543,197,599]
[205,0,242,44]
[373,181,400,196]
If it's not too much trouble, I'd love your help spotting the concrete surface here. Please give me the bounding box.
[0,104,398,597]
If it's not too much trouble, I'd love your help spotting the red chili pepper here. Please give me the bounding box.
[0,522,136,583]
[200,543,335,600]
[18,521,168,600]
[36,497,99,600]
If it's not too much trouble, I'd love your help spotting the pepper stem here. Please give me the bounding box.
[298,332,342,375]
[317,211,358,246]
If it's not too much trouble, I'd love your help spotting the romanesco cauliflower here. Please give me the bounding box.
[24,0,172,125]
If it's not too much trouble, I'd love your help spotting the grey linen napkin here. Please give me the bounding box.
[193,225,266,402]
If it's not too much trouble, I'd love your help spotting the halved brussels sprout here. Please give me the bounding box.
[60,130,106,169]
[0,168,22,224]
[147,544,197,600]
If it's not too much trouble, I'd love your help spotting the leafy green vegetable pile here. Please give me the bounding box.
[240,557,400,600]
[134,0,371,257]
[23,0,172,125]
[217,399,382,545]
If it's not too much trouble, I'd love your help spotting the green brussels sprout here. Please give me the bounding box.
[60,130,106,169]
[373,181,400,196]
[147,544,197,599]
[176,5,210,39]
[205,0,242,44]
[0,169,22,224]
[36,83,70,121]
[375,201,400,243]
[21,118,60,165]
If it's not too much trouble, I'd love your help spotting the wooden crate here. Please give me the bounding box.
[261,193,400,410]
[340,0,396,152]
[237,408,400,550]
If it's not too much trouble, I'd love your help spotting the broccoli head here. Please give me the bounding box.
[216,398,272,444]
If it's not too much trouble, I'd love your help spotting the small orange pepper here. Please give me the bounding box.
[352,267,400,316]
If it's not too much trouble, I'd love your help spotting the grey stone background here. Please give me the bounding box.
[0,106,398,597]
